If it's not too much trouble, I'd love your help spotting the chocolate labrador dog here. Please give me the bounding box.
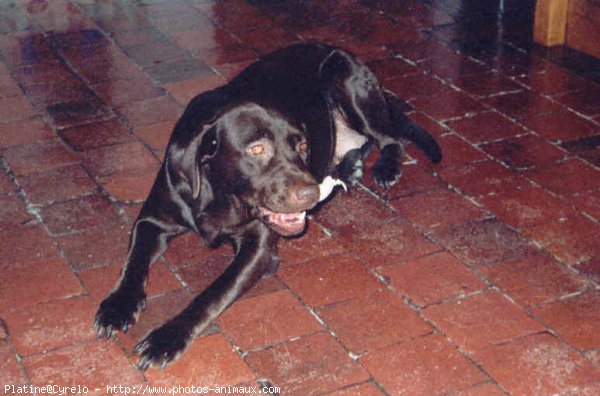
[94,42,441,370]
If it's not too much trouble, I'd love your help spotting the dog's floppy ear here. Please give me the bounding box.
[302,95,334,182]
[169,88,231,207]
[179,123,219,206]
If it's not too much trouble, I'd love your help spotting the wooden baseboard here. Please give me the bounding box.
[567,0,600,58]
[534,0,569,46]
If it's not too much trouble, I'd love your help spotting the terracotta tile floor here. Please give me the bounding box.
[1,0,600,395]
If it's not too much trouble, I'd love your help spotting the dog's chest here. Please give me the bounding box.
[332,110,368,164]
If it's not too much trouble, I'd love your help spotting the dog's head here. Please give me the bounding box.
[180,102,320,236]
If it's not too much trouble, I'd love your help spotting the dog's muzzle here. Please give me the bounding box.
[258,177,346,235]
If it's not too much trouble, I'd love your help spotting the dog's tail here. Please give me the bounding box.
[398,115,442,164]
[384,90,442,164]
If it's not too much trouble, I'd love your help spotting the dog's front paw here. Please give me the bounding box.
[134,321,193,370]
[94,289,146,339]
[373,144,403,189]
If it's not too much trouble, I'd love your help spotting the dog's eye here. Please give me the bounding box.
[297,142,308,153]
[249,144,265,155]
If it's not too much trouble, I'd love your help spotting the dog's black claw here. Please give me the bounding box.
[94,289,146,340]
[133,321,192,371]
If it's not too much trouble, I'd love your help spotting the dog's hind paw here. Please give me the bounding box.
[134,320,192,370]
[94,289,146,339]
[372,144,403,189]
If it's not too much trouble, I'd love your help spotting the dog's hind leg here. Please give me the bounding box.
[324,50,441,188]
[134,223,279,370]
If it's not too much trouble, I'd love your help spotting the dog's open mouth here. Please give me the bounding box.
[259,207,307,235]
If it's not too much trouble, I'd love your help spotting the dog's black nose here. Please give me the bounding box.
[292,184,319,207]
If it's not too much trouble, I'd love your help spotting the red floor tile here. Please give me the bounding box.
[519,64,591,96]
[2,139,77,176]
[58,118,134,151]
[428,218,537,267]
[439,159,529,197]
[314,188,399,236]
[56,223,130,270]
[317,289,431,354]
[24,341,144,394]
[218,290,321,351]
[145,334,255,388]
[164,74,227,106]
[0,193,32,225]
[0,223,58,266]
[164,232,233,269]
[532,291,600,351]
[553,85,600,117]
[413,89,487,120]
[573,257,600,284]
[278,223,346,266]
[0,95,37,123]
[339,218,442,268]
[277,253,382,308]
[477,182,579,229]
[472,333,600,396]
[367,57,418,81]
[485,90,561,120]
[366,163,446,200]
[3,296,96,356]
[117,289,194,353]
[447,111,528,144]
[408,133,486,166]
[246,332,369,395]
[391,188,487,229]
[18,164,97,205]
[377,251,486,306]
[521,108,600,142]
[97,167,158,202]
[423,291,545,353]
[325,382,384,396]
[80,141,159,177]
[235,26,299,54]
[0,341,27,386]
[360,334,487,395]
[522,214,600,265]
[1,1,599,392]
[119,95,182,128]
[385,72,449,99]
[91,77,164,107]
[79,260,182,303]
[176,256,234,295]
[0,118,54,148]
[389,38,455,63]
[0,171,14,193]
[134,120,175,151]
[40,194,122,235]
[421,51,490,81]
[451,71,523,98]
[478,134,566,170]
[453,382,507,396]
[480,253,587,307]
[0,256,83,311]
[524,158,600,197]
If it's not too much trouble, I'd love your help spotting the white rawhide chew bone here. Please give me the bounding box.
[318,176,347,202]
